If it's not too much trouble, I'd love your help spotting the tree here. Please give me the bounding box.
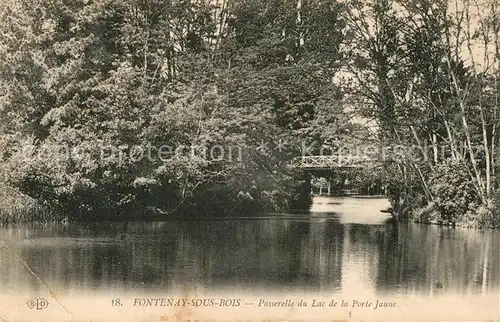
[343,0,500,225]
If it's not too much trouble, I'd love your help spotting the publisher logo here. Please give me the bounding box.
[26,298,49,310]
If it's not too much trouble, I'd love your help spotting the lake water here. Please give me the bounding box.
[1,196,499,320]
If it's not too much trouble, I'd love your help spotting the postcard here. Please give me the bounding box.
[0,0,499,321]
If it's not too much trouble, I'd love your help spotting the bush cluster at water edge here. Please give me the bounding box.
[0,183,53,224]
[387,160,500,228]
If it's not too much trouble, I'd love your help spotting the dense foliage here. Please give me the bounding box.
[0,0,350,221]
[0,0,499,226]
[429,161,481,224]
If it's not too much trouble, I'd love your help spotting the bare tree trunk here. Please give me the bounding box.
[398,127,434,202]
[213,0,228,57]
[443,120,457,160]
[445,54,486,202]
[297,0,304,47]
[463,0,498,202]
[432,133,438,164]
[492,0,499,177]
[143,3,150,77]
[480,106,491,199]
[409,125,434,171]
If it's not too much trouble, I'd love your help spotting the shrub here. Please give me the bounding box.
[385,170,427,221]
[412,201,439,223]
[0,183,51,224]
[429,160,481,224]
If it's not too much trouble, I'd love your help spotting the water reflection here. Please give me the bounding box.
[0,197,499,297]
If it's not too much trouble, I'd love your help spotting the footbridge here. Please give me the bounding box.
[290,155,383,170]
[289,154,387,197]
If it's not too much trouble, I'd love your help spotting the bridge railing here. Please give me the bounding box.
[290,155,380,169]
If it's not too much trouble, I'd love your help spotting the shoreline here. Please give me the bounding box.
[1,183,498,228]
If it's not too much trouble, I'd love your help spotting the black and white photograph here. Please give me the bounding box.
[0,0,499,320]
